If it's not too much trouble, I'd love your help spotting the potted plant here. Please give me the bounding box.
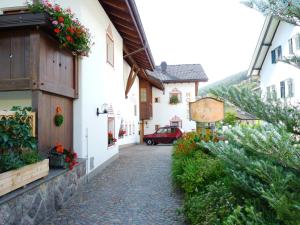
[49,144,78,170]
[108,132,117,146]
[0,107,49,197]
[169,95,179,104]
[27,1,92,56]
[118,129,126,138]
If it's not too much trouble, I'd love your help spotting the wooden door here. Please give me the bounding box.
[0,32,10,79]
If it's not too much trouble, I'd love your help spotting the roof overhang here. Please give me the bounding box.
[99,0,155,70]
[162,79,208,84]
[139,70,164,91]
[247,16,280,77]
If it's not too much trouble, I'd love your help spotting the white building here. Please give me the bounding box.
[144,62,208,134]
[248,16,300,103]
[0,0,159,175]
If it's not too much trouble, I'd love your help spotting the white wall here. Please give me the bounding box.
[0,91,32,110]
[118,61,140,146]
[0,0,132,173]
[144,82,197,134]
[260,21,300,104]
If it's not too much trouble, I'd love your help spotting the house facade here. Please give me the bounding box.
[144,62,208,134]
[0,0,163,175]
[248,16,300,103]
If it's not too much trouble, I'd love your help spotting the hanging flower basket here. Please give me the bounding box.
[27,1,92,56]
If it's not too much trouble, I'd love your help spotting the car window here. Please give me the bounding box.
[156,128,166,134]
[171,128,176,133]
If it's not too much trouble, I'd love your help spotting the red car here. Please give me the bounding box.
[143,126,183,145]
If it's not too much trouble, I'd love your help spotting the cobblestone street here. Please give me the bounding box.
[43,145,185,225]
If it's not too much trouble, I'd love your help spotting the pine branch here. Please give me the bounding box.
[241,0,300,26]
[210,86,300,135]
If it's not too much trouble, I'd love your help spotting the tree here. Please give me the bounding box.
[242,0,300,68]
[210,86,300,135]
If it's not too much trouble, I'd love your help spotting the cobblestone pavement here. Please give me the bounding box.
[43,145,185,225]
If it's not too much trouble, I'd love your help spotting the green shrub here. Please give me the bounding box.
[184,180,236,225]
[21,150,41,165]
[0,152,24,172]
[223,112,237,126]
[177,153,224,195]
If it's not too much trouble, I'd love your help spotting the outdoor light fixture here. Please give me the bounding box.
[96,104,108,116]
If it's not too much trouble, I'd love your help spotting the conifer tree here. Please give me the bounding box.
[242,0,300,68]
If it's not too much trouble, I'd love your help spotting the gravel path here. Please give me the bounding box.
[43,145,185,225]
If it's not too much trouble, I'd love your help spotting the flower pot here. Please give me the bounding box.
[49,148,66,169]
[0,159,49,197]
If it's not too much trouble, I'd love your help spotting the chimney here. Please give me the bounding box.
[161,61,167,73]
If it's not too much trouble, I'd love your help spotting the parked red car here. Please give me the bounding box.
[143,126,183,145]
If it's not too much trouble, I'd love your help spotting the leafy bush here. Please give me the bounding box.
[0,107,41,173]
[223,112,237,126]
[184,180,236,225]
[169,95,179,104]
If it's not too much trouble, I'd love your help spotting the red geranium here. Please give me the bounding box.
[54,28,60,33]
[58,16,64,23]
[66,35,74,43]
[54,5,61,12]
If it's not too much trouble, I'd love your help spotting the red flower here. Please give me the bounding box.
[66,35,74,43]
[58,16,64,23]
[73,152,78,158]
[65,156,71,162]
[67,27,75,34]
[54,5,61,12]
[54,28,61,34]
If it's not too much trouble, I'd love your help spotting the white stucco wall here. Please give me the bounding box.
[0,0,136,173]
[260,21,300,104]
[118,61,140,146]
[144,82,197,134]
[0,91,32,110]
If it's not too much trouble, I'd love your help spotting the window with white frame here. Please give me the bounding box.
[271,46,282,64]
[280,81,286,99]
[108,117,115,146]
[133,124,135,135]
[169,88,182,104]
[267,85,277,100]
[287,78,294,98]
[266,86,271,100]
[106,25,114,67]
[288,38,294,54]
[296,34,300,50]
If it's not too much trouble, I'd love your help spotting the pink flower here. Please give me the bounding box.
[52,20,58,25]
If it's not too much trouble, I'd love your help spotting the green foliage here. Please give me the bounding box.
[169,95,179,104]
[184,180,236,225]
[210,86,300,135]
[242,0,300,26]
[223,112,237,126]
[0,106,37,153]
[0,107,41,173]
[0,152,24,172]
[203,124,300,225]
[21,150,42,165]
[54,114,64,127]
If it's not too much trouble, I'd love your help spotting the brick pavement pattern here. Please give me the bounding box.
[43,145,185,225]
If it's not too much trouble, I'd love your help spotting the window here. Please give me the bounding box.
[170,115,182,128]
[134,105,137,116]
[156,128,167,134]
[287,78,294,98]
[155,125,160,131]
[108,117,115,146]
[288,38,294,54]
[266,86,271,100]
[271,85,277,100]
[296,34,300,50]
[280,81,285,98]
[154,97,160,103]
[169,88,182,104]
[140,88,147,102]
[129,124,132,135]
[271,46,282,64]
[106,25,114,66]
[133,124,135,135]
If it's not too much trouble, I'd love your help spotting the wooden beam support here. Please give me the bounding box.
[124,46,146,58]
[125,65,139,98]
[105,7,132,22]
[101,0,127,12]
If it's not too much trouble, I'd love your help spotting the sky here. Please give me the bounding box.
[135,0,265,85]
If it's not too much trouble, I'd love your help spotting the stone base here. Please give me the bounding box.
[0,159,87,225]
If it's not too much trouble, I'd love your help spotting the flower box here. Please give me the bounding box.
[0,159,49,197]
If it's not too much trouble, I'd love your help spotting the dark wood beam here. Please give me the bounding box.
[124,46,146,58]
[100,0,127,12]
[105,6,132,22]
[125,65,139,98]
[117,26,139,39]
[113,18,136,31]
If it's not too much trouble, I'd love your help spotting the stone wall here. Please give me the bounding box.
[0,160,87,225]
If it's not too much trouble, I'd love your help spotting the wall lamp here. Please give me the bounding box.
[96,103,108,116]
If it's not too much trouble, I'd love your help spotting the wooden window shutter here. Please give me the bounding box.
[271,50,276,64]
